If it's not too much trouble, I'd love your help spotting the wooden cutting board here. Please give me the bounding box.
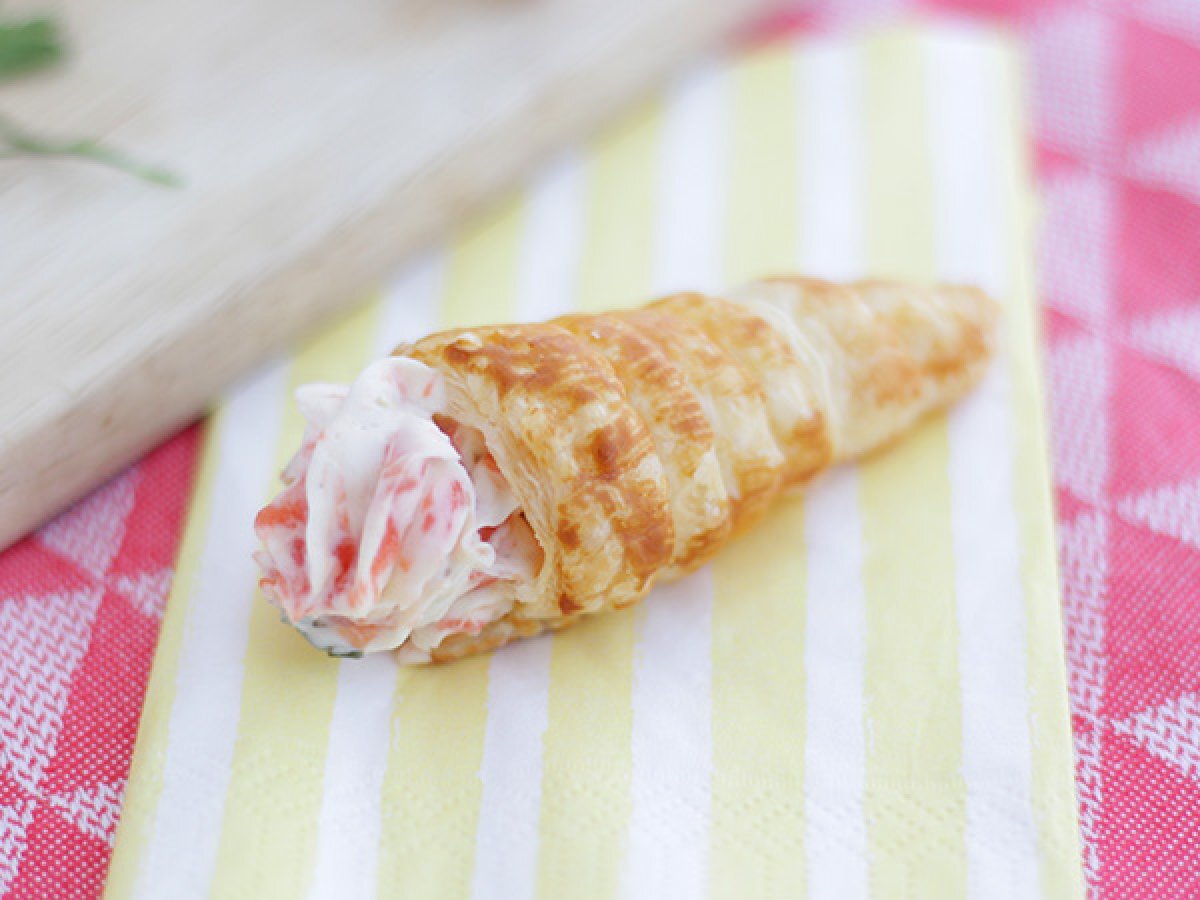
[0,0,771,549]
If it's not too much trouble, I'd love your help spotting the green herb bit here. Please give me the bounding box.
[0,113,182,187]
[0,18,63,82]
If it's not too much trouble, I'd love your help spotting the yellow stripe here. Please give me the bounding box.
[725,44,803,279]
[208,301,383,898]
[105,420,221,897]
[576,102,662,310]
[710,44,807,899]
[535,101,660,900]
[375,193,524,899]
[996,44,1086,899]
[861,30,966,898]
[438,195,526,330]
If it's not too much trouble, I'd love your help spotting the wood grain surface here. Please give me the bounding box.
[0,0,771,548]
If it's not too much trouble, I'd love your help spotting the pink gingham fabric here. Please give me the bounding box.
[1033,8,1200,888]
[0,430,197,899]
[0,0,1197,895]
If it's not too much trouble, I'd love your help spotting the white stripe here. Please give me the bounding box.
[928,28,1040,899]
[624,572,714,900]
[622,62,724,900]
[307,654,399,900]
[797,38,870,900]
[798,39,865,283]
[470,154,583,900]
[652,61,728,295]
[307,256,444,900]
[514,152,586,324]
[374,252,446,357]
[803,471,868,900]
[470,637,554,900]
[134,363,288,900]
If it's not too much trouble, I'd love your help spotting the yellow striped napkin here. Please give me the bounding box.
[107,24,1083,900]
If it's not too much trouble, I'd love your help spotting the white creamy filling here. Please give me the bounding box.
[253,357,535,658]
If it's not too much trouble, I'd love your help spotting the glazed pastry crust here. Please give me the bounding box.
[606,307,782,534]
[646,293,832,490]
[554,314,731,578]
[405,323,674,625]
[399,277,999,662]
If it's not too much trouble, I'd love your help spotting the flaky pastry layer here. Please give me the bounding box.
[398,277,998,662]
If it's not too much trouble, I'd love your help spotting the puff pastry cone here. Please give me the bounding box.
[254,277,998,663]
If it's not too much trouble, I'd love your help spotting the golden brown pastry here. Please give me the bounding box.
[253,277,998,663]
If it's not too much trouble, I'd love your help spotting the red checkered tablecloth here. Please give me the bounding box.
[2,1,1198,896]
[0,429,198,898]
